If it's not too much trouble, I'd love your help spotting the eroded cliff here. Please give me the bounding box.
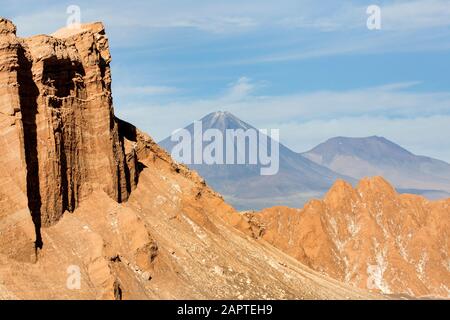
[0,19,139,262]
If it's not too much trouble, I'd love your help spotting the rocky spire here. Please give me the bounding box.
[0,19,139,260]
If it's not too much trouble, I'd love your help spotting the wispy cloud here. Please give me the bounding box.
[223,77,257,101]
[114,85,179,96]
[12,1,450,34]
[382,0,450,30]
[278,0,450,32]
[374,81,422,91]
[10,0,450,58]
[10,1,262,36]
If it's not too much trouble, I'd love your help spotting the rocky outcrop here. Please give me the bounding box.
[0,19,138,261]
[249,177,450,298]
[0,18,37,262]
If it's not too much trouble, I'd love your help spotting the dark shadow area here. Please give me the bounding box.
[113,280,122,300]
[42,57,84,98]
[59,133,76,213]
[117,117,137,142]
[60,134,70,212]
[99,56,108,91]
[17,47,43,249]
[44,57,85,213]
[49,114,72,215]
[117,117,146,194]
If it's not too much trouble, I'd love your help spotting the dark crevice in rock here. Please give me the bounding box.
[110,255,121,262]
[59,132,75,213]
[113,280,123,300]
[117,118,137,142]
[17,46,43,250]
[42,58,86,220]
[123,151,133,196]
[99,57,108,90]
[42,57,84,98]
[117,118,145,193]
[116,162,124,203]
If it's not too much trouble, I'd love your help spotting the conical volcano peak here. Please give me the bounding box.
[213,110,231,117]
[201,110,232,120]
[200,110,253,131]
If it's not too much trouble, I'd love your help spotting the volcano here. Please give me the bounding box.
[160,111,353,210]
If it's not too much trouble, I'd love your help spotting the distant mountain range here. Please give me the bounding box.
[160,111,450,210]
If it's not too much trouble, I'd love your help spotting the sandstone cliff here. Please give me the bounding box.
[0,19,137,263]
[249,177,450,298]
[0,18,380,300]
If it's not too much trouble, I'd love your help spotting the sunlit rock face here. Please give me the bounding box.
[0,19,138,261]
[249,177,450,298]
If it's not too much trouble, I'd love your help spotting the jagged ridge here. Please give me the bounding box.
[247,177,450,298]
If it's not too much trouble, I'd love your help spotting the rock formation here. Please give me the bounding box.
[0,18,381,300]
[0,19,137,262]
[248,177,449,298]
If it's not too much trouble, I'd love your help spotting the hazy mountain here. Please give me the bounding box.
[160,111,354,210]
[303,136,450,198]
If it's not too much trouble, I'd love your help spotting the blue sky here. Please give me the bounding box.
[2,0,450,161]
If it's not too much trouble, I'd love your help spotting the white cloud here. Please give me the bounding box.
[223,77,256,101]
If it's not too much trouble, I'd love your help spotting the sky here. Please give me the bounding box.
[2,0,450,161]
